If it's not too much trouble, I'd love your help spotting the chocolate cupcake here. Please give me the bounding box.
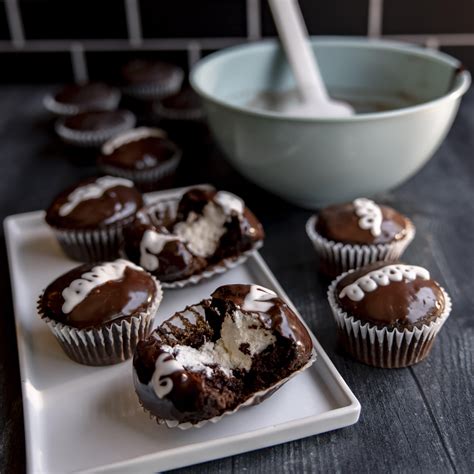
[154,86,204,122]
[44,82,121,116]
[327,262,451,368]
[38,259,162,366]
[306,198,415,277]
[55,109,136,148]
[133,284,316,428]
[98,127,182,192]
[121,60,184,100]
[45,176,144,262]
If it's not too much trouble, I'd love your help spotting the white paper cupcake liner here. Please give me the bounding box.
[54,110,136,148]
[153,101,205,122]
[306,215,416,276]
[43,89,121,116]
[137,198,264,289]
[327,272,452,368]
[123,69,184,101]
[38,278,162,366]
[51,214,136,262]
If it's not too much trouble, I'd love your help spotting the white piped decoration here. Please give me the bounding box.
[61,259,143,313]
[339,264,430,302]
[151,351,184,399]
[242,285,278,313]
[214,191,244,216]
[140,229,180,271]
[102,127,166,155]
[59,176,134,216]
[353,198,383,237]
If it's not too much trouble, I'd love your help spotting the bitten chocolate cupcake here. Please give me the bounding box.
[98,127,182,192]
[45,176,144,262]
[133,284,316,428]
[327,262,451,368]
[38,259,162,366]
[306,198,415,277]
[55,109,136,148]
[43,82,121,116]
[121,60,184,100]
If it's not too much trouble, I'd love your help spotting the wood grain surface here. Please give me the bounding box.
[0,85,472,474]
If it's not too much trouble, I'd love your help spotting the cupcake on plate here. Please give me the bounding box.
[327,262,452,368]
[45,176,144,262]
[306,198,415,277]
[38,259,162,366]
[121,60,184,100]
[98,127,182,192]
[43,82,121,116]
[55,109,136,148]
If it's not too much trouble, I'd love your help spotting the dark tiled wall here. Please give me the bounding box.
[0,0,473,83]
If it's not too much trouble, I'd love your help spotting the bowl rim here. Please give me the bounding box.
[190,37,471,123]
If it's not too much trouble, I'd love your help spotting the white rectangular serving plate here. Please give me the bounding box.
[4,186,360,474]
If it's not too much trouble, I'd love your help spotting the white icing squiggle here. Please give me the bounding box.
[151,351,183,398]
[61,259,143,313]
[242,285,277,313]
[214,191,244,216]
[102,127,166,155]
[353,198,383,237]
[338,264,430,302]
[59,176,134,216]
[140,229,180,271]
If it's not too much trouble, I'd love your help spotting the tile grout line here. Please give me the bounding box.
[187,40,202,71]
[124,0,143,46]
[4,0,25,47]
[70,42,88,84]
[367,0,384,37]
[246,0,261,41]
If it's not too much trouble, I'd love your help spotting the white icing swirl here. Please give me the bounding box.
[151,351,184,399]
[338,264,430,302]
[102,127,166,155]
[353,198,383,237]
[139,229,180,271]
[59,176,134,216]
[61,259,143,314]
[214,191,244,216]
[242,285,277,313]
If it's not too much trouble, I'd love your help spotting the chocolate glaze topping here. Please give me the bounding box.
[45,176,143,229]
[160,86,202,111]
[98,136,178,170]
[122,60,181,85]
[62,110,132,131]
[40,262,157,329]
[316,200,409,245]
[55,82,116,106]
[336,262,445,329]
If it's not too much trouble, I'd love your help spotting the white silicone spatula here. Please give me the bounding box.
[268,0,353,117]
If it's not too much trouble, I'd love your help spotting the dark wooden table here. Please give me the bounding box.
[0,85,472,474]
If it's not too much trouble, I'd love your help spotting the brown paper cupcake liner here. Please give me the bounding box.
[55,111,136,148]
[306,215,415,277]
[327,272,452,368]
[43,89,121,116]
[38,278,162,366]
[138,198,264,289]
[51,214,136,262]
[123,69,184,101]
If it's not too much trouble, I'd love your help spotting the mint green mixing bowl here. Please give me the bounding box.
[190,38,470,208]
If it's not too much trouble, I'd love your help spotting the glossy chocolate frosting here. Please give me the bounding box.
[62,110,132,131]
[316,200,409,245]
[335,262,445,329]
[40,262,157,329]
[122,222,206,282]
[122,60,181,85]
[55,82,116,106]
[98,135,178,170]
[45,176,143,229]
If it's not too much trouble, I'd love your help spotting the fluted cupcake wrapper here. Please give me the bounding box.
[43,90,121,116]
[306,215,416,277]
[51,215,136,262]
[327,272,452,368]
[55,111,136,148]
[135,198,263,289]
[137,349,317,430]
[123,70,184,101]
[153,101,206,122]
[38,278,162,366]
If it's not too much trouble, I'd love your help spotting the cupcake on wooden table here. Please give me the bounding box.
[306,198,415,277]
[38,259,162,366]
[45,176,143,262]
[327,262,451,368]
